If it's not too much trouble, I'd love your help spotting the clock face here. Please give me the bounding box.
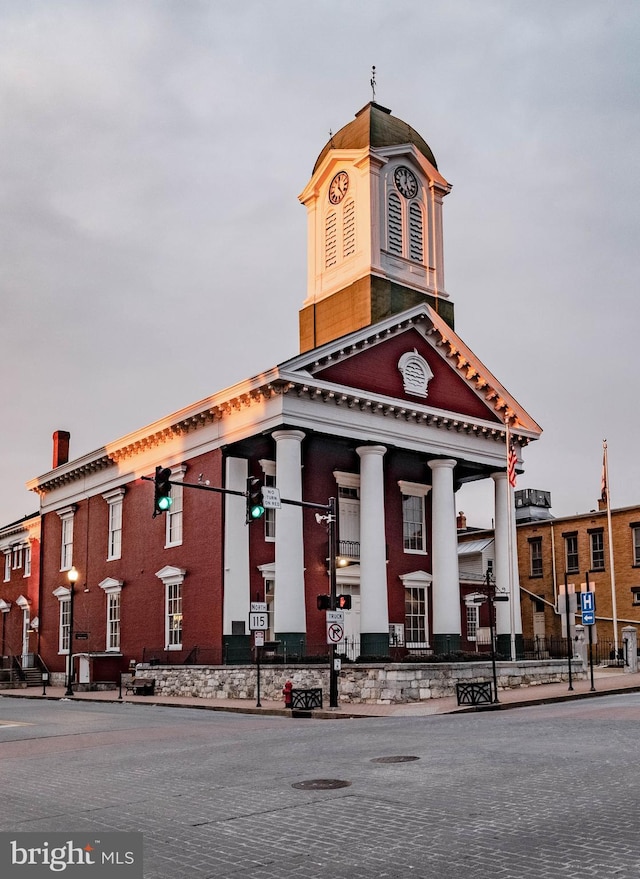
[394,166,418,199]
[328,171,349,205]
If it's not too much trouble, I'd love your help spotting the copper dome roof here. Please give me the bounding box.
[313,102,438,174]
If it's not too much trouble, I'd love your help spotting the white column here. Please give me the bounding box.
[428,459,461,651]
[273,430,306,641]
[223,457,250,636]
[492,471,523,646]
[356,445,389,653]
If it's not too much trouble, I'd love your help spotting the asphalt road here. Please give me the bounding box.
[1,694,638,878]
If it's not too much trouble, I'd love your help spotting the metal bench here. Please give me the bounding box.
[455,681,493,706]
[127,678,155,696]
[290,687,323,710]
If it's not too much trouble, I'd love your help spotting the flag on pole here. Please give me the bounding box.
[507,444,517,488]
[600,446,607,502]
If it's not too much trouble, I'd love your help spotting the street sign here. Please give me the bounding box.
[250,602,267,613]
[327,610,345,643]
[249,612,269,630]
[254,631,265,646]
[261,486,281,509]
[327,621,344,644]
[580,590,596,625]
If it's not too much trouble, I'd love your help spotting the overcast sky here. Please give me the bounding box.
[2,0,639,528]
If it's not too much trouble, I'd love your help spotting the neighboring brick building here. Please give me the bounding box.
[21,101,543,686]
[457,490,640,655]
[517,500,640,649]
[0,513,40,667]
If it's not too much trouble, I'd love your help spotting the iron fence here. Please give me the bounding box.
[139,636,634,667]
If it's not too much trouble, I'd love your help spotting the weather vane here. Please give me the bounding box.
[370,65,376,102]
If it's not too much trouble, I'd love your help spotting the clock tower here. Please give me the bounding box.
[298,102,454,352]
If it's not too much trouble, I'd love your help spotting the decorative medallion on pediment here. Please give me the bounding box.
[398,349,434,398]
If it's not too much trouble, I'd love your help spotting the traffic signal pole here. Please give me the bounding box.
[143,472,339,707]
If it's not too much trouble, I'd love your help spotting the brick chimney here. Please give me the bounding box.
[456,511,467,531]
[52,430,71,468]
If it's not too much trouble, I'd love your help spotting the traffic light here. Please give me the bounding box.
[316,595,351,611]
[153,466,173,517]
[246,477,265,524]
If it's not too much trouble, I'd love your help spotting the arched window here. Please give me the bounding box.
[325,211,337,268]
[408,201,424,262]
[388,192,403,255]
[342,199,355,257]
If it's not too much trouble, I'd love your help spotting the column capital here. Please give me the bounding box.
[272,429,305,444]
[356,444,387,458]
[491,471,509,483]
[427,458,457,472]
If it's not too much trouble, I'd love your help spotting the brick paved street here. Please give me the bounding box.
[1,694,639,878]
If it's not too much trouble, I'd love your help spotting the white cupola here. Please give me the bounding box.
[298,102,453,352]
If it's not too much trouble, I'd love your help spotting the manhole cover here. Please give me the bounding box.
[292,779,352,790]
[370,755,420,764]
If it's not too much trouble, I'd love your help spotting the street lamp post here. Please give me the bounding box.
[474,568,509,704]
[64,566,79,696]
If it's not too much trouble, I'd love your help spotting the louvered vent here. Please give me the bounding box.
[343,200,355,257]
[388,193,402,254]
[325,211,337,267]
[409,202,423,262]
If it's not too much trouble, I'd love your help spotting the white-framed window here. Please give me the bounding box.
[631,525,640,566]
[564,533,579,574]
[466,603,479,641]
[12,545,23,569]
[167,582,182,648]
[334,471,361,562]
[57,507,76,571]
[166,466,186,548]
[53,586,72,654]
[156,566,186,650]
[529,537,543,577]
[405,586,427,645]
[23,544,31,578]
[103,488,125,561]
[99,578,123,652]
[259,459,276,542]
[3,552,10,582]
[400,571,431,648]
[258,563,275,642]
[398,481,430,554]
[589,530,605,571]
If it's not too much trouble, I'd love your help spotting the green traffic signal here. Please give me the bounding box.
[246,476,265,523]
[154,466,173,517]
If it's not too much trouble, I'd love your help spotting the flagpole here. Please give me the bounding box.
[603,440,619,656]
[505,419,517,662]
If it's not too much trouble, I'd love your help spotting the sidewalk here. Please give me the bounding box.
[2,667,640,719]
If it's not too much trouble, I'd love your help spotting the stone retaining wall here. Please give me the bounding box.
[137,659,584,704]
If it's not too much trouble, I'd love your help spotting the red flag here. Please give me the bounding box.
[507,444,517,488]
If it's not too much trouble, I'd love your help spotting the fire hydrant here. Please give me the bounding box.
[283,680,293,708]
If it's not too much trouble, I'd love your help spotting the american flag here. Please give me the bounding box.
[507,444,517,488]
[601,450,607,502]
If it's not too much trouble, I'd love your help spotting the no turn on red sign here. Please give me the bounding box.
[326,610,344,644]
